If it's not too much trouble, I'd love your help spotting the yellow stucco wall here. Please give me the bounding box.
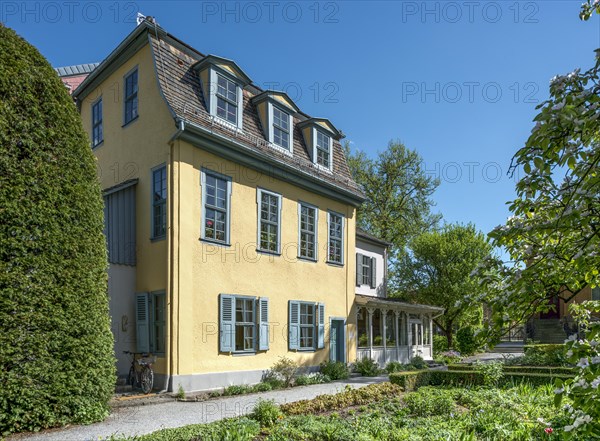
[171,139,356,376]
[79,42,174,374]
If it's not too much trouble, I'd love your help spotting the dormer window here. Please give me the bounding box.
[251,91,298,154]
[216,74,238,125]
[315,130,331,168]
[298,118,342,171]
[272,106,291,149]
[192,55,252,131]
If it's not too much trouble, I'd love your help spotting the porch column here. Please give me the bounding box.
[429,313,434,353]
[394,310,401,362]
[406,312,412,360]
[382,308,388,364]
[367,308,375,360]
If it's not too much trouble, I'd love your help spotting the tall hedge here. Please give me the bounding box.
[0,25,115,435]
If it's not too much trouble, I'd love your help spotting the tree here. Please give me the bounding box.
[0,25,115,434]
[345,140,441,288]
[473,39,600,439]
[398,223,493,348]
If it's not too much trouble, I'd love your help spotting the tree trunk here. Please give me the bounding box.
[446,329,453,349]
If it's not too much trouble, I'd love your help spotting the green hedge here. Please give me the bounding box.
[389,370,574,391]
[446,364,574,375]
[0,25,115,435]
[524,344,564,355]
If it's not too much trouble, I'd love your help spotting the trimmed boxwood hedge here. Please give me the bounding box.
[446,364,574,375]
[0,25,115,435]
[389,370,574,391]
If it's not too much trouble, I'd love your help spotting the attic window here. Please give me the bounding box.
[272,106,291,150]
[216,74,238,125]
[316,130,331,168]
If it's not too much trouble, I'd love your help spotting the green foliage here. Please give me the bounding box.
[434,350,463,365]
[448,364,575,375]
[410,356,428,370]
[0,25,115,435]
[223,384,255,396]
[433,334,449,354]
[398,224,492,347]
[389,369,574,392]
[403,387,456,417]
[319,361,350,380]
[385,356,429,374]
[253,382,273,392]
[474,361,504,387]
[501,344,568,367]
[456,327,479,356]
[250,399,283,428]
[176,384,186,400]
[280,383,402,416]
[294,373,330,386]
[353,357,381,376]
[263,357,299,387]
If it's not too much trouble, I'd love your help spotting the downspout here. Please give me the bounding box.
[162,118,185,392]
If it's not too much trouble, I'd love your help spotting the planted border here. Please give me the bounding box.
[389,370,574,391]
[446,364,575,375]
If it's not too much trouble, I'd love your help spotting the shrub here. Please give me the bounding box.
[0,25,115,435]
[433,334,449,355]
[410,355,428,370]
[263,357,299,387]
[354,357,381,376]
[295,373,330,386]
[250,399,283,428]
[281,383,402,415]
[456,327,478,355]
[253,382,273,392]
[385,361,410,373]
[223,384,254,396]
[474,361,504,387]
[403,387,456,417]
[521,344,566,366]
[320,360,350,380]
[447,364,574,375]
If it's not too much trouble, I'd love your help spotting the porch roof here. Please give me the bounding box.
[355,294,444,315]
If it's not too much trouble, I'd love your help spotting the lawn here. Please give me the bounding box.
[114,381,579,441]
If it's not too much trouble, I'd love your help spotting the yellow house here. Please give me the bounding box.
[71,18,366,392]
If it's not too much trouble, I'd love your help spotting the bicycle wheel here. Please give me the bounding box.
[128,366,136,387]
[140,365,154,394]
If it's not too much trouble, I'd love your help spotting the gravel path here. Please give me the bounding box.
[11,376,389,441]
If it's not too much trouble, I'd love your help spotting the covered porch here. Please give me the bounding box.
[355,294,443,366]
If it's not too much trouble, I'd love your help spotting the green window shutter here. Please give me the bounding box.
[135,292,150,353]
[370,257,377,289]
[288,300,300,350]
[317,303,325,349]
[356,253,362,286]
[220,294,235,353]
[258,297,270,351]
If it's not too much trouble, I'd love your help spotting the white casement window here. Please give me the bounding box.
[124,68,138,125]
[289,301,325,350]
[257,189,282,254]
[327,211,344,264]
[356,253,377,288]
[219,295,270,353]
[92,97,103,147]
[315,129,332,169]
[151,165,167,240]
[216,73,238,125]
[271,105,292,150]
[298,203,318,260]
[201,169,232,244]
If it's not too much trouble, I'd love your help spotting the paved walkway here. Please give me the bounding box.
[11,376,389,441]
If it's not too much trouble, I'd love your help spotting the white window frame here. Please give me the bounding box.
[209,68,244,130]
[313,127,333,171]
[297,202,318,261]
[327,211,345,265]
[257,188,282,254]
[201,168,232,245]
[268,103,293,154]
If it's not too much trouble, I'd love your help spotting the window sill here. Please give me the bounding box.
[200,237,230,247]
[122,115,139,128]
[151,235,166,242]
[326,260,344,267]
[297,256,317,263]
[314,163,333,174]
[213,115,243,132]
[92,140,104,150]
[231,351,257,356]
[256,249,281,257]
[269,142,293,157]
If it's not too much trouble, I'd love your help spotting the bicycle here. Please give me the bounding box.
[124,351,156,394]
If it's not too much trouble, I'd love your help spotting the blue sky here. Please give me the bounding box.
[5,1,599,237]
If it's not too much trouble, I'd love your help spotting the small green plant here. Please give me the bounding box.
[320,360,350,380]
[250,399,283,428]
[223,384,254,396]
[252,382,272,392]
[373,335,383,346]
[295,373,330,386]
[409,356,428,370]
[175,384,186,400]
[474,361,504,387]
[264,357,299,387]
[353,357,381,376]
[403,387,456,417]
